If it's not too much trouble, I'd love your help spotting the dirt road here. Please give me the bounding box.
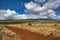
[5,26,60,40]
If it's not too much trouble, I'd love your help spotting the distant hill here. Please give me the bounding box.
[0,19,60,24]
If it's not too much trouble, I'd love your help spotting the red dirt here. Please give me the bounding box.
[5,26,60,40]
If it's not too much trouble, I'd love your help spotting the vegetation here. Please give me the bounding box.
[0,19,60,24]
[0,19,60,37]
[0,19,37,24]
[0,26,21,40]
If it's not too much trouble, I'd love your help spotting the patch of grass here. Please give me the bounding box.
[0,26,21,40]
[1,20,60,37]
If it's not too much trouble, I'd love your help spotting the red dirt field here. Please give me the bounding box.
[5,26,60,40]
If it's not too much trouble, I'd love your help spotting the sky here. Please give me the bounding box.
[0,0,60,20]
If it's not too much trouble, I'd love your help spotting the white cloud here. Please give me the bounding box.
[0,9,30,20]
[0,9,17,20]
[25,1,44,12]
[45,0,60,9]
[34,0,46,3]
[0,0,60,20]
[54,16,60,20]
[47,10,56,17]
[0,9,41,20]
[25,0,60,12]
[0,9,59,20]
[25,0,60,19]
[25,1,38,12]
[12,14,27,19]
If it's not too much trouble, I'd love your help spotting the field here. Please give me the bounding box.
[0,26,21,40]
[0,19,60,40]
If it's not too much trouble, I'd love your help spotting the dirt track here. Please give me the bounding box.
[5,26,60,40]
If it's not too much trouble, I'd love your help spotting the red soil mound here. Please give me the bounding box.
[5,26,60,40]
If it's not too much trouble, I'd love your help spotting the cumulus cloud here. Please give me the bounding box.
[0,9,17,20]
[25,1,44,13]
[25,0,60,12]
[0,9,41,20]
[0,0,60,20]
[56,16,60,19]
[34,0,46,3]
[25,0,60,19]
[0,9,31,20]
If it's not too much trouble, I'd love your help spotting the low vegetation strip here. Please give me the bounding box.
[0,20,60,24]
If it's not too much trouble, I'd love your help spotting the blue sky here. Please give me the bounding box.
[0,0,34,14]
[0,0,60,20]
[0,0,25,14]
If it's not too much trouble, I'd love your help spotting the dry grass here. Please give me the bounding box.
[1,22,60,37]
[0,26,21,40]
